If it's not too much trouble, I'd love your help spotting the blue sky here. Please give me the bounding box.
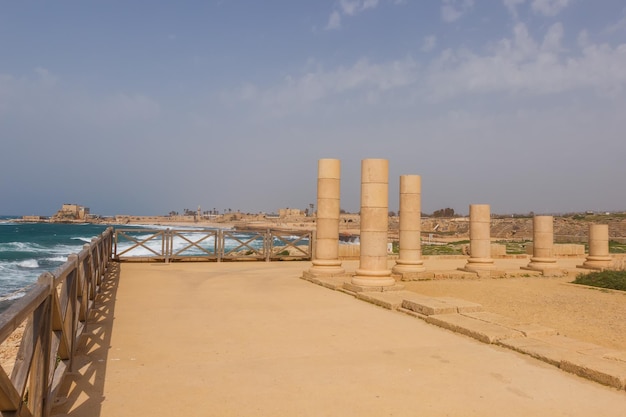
[1,0,626,216]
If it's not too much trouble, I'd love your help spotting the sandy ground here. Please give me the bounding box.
[393,257,626,351]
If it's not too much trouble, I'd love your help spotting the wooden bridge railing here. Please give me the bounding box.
[0,227,113,417]
[113,228,312,262]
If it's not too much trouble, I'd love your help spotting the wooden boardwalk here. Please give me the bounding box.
[48,260,626,416]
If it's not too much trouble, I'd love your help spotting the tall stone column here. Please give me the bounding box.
[580,224,612,270]
[351,159,394,287]
[308,159,345,276]
[462,204,495,272]
[523,215,557,271]
[392,175,426,275]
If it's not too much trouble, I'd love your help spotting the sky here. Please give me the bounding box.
[1,0,626,216]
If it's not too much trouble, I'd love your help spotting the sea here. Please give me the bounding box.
[0,216,309,302]
[0,216,111,301]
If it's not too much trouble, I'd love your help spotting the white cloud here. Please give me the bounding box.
[531,0,570,17]
[427,22,626,98]
[325,0,383,30]
[232,57,418,117]
[441,0,475,23]
[422,35,437,52]
[326,10,342,30]
[339,0,379,16]
[503,0,526,19]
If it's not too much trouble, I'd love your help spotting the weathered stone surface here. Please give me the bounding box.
[402,299,457,316]
[561,354,626,390]
[462,311,556,337]
[426,313,523,344]
[355,290,416,310]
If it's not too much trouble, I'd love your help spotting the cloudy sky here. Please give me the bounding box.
[1,0,625,216]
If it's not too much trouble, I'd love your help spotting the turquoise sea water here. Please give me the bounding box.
[0,217,109,298]
[0,217,309,300]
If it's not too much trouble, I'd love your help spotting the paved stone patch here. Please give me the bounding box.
[426,313,523,344]
[461,311,557,337]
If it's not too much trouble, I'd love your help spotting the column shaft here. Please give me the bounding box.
[352,159,394,287]
[392,175,425,274]
[524,215,557,271]
[581,224,612,270]
[309,159,345,275]
[462,204,495,271]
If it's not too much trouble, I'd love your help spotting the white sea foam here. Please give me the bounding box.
[17,259,39,268]
[46,256,68,263]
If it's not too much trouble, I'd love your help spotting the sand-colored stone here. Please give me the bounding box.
[309,159,345,275]
[51,261,626,416]
[352,159,394,287]
[580,224,613,270]
[523,215,558,273]
[461,204,496,273]
[392,175,426,275]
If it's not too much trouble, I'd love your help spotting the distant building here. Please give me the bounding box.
[278,208,304,218]
[53,203,90,221]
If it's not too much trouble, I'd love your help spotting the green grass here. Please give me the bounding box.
[573,270,626,291]
[609,240,626,253]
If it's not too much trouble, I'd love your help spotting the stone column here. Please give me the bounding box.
[392,175,425,275]
[351,159,394,287]
[462,204,495,272]
[524,215,557,271]
[308,159,345,276]
[580,224,612,270]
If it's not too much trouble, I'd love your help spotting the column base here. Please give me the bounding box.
[351,269,395,288]
[520,266,561,276]
[343,281,404,293]
[577,256,613,271]
[392,261,426,275]
[307,260,345,276]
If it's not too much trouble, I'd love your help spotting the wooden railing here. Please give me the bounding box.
[113,228,312,262]
[0,228,113,417]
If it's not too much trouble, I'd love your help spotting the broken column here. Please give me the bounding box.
[351,159,395,287]
[461,204,495,272]
[580,224,612,270]
[523,215,558,272]
[308,159,345,276]
[392,175,426,275]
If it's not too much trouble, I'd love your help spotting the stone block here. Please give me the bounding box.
[426,313,523,344]
[402,299,457,316]
[461,311,556,337]
[355,290,417,310]
[561,354,626,390]
[498,337,569,367]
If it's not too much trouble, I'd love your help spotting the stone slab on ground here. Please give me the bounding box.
[342,282,405,294]
[499,337,577,367]
[560,353,626,390]
[426,313,523,344]
[435,297,483,313]
[355,290,417,310]
[461,311,557,337]
[401,297,483,316]
[301,272,351,290]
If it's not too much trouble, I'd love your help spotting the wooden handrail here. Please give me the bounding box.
[0,227,114,417]
[113,228,311,262]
